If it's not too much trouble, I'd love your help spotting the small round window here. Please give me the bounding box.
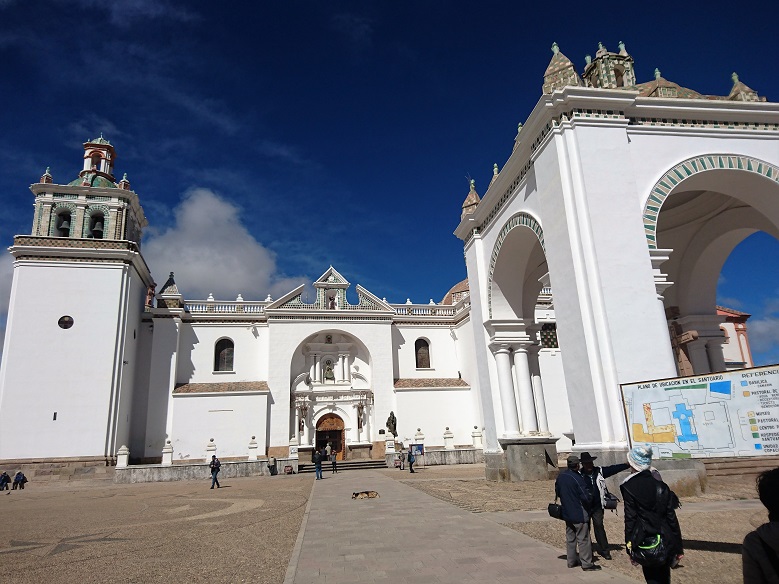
[58,316,74,329]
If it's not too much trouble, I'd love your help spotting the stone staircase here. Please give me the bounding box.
[0,460,116,484]
[702,455,779,477]
[297,459,388,474]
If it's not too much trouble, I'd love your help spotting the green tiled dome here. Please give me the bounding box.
[68,173,116,188]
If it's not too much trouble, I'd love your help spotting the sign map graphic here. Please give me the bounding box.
[621,365,779,459]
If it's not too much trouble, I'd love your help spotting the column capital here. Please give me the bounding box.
[489,342,513,355]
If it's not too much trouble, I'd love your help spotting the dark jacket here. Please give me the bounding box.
[313,451,322,466]
[555,468,592,524]
[620,470,683,556]
[581,463,630,508]
[743,522,779,583]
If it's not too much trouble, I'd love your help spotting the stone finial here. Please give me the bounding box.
[469,178,476,191]
[618,41,626,54]
[207,293,215,301]
[406,298,412,304]
[598,41,605,51]
[585,54,592,65]
[654,68,662,80]
[732,72,739,83]
[236,293,244,302]
[551,42,559,55]
[493,163,499,175]
[118,172,131,190]
[170,271,175,279]
[517,122,523,133]
[265,294,272,301]
[429,299,435,304]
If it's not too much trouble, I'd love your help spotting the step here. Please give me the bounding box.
[298,460,387,473]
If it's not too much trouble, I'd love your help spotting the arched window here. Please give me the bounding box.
[56,212,71,237]
[91,154,102,171]
[415,338,430,368]
[214,338,234,372]
[88,212,105,239]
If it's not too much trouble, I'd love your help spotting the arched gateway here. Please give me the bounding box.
[316,414,345,460]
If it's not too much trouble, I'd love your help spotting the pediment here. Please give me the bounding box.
[314,266,350,288]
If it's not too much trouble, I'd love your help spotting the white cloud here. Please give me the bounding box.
[748,316,779,366]
[142,188,306,301]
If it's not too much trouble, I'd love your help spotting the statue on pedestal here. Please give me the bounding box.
[386,411,397,437]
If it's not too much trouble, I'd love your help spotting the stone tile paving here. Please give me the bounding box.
[0,474,312,584]
[396,465,767,584]
[288,470,634,584]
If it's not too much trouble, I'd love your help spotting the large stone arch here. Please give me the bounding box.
[643,154,779,249]
[488,212,546,319]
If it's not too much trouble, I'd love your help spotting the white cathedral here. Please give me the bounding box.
[0,42,775,479]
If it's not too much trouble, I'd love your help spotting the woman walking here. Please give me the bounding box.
[620,445,683,584]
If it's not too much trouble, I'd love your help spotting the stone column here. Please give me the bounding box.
[512,345,538,435]
[706,339,727,373]
[309,354,316,381]
[313,354,321,383]
[352,404,361,443]
[339,354,347,382]
[491,344,521,438]
[686,339,711,375]
[527,345,550,435]
[293,407,301,445]
[364,405,371,442]
[302,410,311,446]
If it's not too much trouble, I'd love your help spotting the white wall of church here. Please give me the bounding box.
[395,388,476,447]
[393,324,462,379]
[0,261,132,459]
[179,323,268,383]
[538,349,573,451]
[171,393,269,460]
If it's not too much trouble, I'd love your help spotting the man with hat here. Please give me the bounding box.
[578,452,630,560]
[554,454,601,571]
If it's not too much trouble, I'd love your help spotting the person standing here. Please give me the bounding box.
[555,455,601,571]
[209,455,221,489]
[330,448,338,474]
[0,471,10,491]
[313,448,323,480]
[620,445,683,584]
[579,452,630,560]
[742,467,779,583]
[408,448,416,473]
[399,449,406,471]
[325,442,332,459]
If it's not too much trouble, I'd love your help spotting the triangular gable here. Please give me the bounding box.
[355,284,394,311]
[265,284,306,310]
[314,266,350,287]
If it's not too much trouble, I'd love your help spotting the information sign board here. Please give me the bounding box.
[621,364,779,458]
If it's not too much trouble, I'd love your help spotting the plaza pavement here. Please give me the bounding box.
[286,470,635,584]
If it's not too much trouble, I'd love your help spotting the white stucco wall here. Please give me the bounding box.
[395,387,476,448]
[0,261,133,459]
[171,392,269,460]
[393,324,462,379]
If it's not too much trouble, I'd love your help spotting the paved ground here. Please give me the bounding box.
[288,470,633,584]
[0,474,312,584]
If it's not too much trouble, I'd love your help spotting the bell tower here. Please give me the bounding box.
[0,138,154,465]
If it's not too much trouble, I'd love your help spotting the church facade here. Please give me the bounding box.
[0,41,776,473]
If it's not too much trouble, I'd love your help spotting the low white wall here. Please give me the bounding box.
[171,392,269,460]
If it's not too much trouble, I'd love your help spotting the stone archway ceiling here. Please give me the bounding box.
[487,212,545,319]
[644,155,779,249]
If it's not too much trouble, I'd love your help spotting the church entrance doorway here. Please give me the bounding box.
[316,414,345,460]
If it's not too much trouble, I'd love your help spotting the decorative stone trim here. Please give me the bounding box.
[630,118,779,131]
[13,236,140,251]
[487,212,545,318]
[643,154,779,249]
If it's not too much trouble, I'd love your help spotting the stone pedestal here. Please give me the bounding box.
[443,427,455,450]
[288,438,299,460]
[385,437,396,454]
[488,437,559,482]
[348,443,373,460]
[116,445,130,468]
[247,436,258,461]
[471,427,483,449]
[161,441,174,466]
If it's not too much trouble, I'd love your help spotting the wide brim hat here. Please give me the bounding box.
[579,452,597,463]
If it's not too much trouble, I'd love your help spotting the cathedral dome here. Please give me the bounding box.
[441,278,469,305]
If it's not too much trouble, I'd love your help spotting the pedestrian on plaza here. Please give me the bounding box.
[325,442,332,458]
[330,449,338,474]
[399,449,406,470]
[579,451,630,560]
[12,471,27,490]
[621,445,683,584]
[408,448,416,473]
[0,471,10,491]
[555,454,601,571]
[742,467,779,583]
[313,448,324,480]
[209,455,221,489]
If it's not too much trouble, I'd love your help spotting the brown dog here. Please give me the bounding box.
[352,490,380,499]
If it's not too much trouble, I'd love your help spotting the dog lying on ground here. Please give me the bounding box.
[352,490,380,499]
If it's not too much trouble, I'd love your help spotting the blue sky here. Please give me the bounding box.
[0,1,777,364]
